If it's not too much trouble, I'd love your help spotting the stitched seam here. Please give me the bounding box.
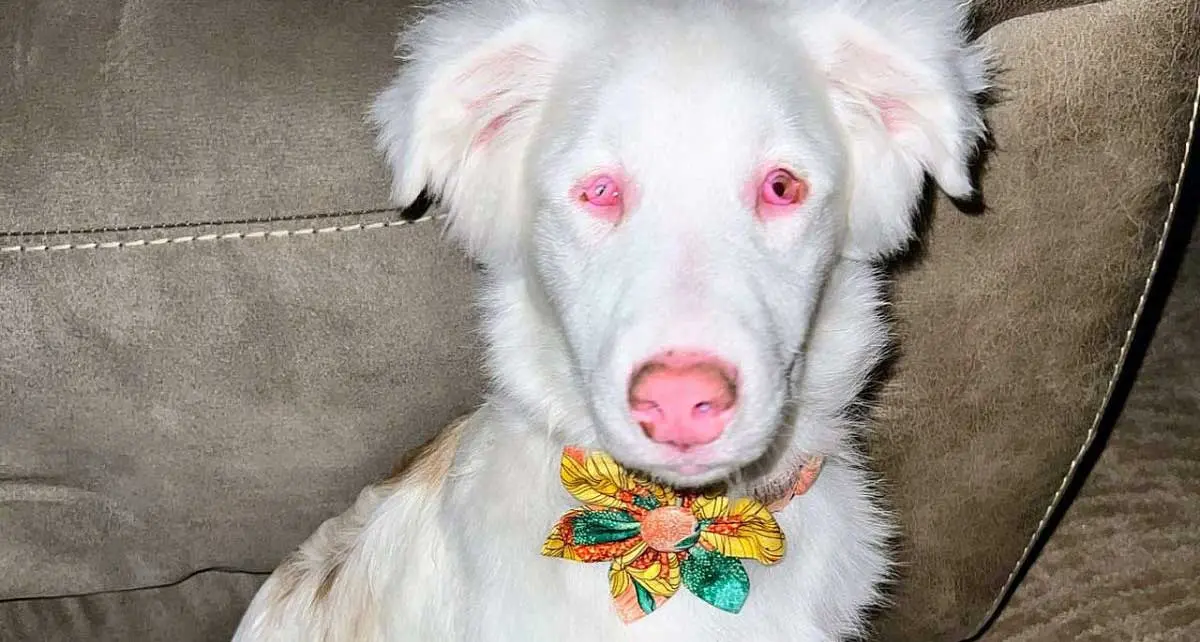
[968,72,1200,640]
[0,206,415,238]
[0,215,438,254]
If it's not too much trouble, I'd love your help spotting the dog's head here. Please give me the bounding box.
[373,0,987,487]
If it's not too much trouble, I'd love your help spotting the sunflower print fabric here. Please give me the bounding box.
[541,447,793,623]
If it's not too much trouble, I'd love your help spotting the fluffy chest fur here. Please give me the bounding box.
[235,403,887,642]
[441,414,887,641]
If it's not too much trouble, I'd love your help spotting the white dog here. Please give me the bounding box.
[234,0,988,639]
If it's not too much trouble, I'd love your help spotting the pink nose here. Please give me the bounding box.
[628,352,738,450]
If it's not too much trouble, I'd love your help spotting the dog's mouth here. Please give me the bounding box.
[610,444,753,489]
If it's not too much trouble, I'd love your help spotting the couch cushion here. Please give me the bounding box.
[1,0,489,604]
[0,221,483,600]
[971,0,1107,31]
[0,570,267,642]
[1,0,403,233]
[870,0,1199,639]
[984,176,1200,641]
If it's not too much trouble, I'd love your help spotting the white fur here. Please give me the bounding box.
[234,1,988,639]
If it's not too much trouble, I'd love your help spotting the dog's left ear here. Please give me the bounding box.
[795,1,990,260]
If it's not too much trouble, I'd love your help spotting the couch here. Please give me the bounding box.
[1,0,1197,639]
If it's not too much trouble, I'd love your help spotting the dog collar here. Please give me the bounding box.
[542,447,824,623]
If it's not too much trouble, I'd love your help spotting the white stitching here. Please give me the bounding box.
[968,73,1200,640]
[0,215,438,254]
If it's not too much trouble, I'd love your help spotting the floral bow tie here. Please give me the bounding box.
[541,447,823,623]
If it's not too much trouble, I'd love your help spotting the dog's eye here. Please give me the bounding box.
[576,174,624,222]
[581,176,620,206]
[758,168,809,217]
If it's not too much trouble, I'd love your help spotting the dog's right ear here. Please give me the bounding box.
[371,6,577,264]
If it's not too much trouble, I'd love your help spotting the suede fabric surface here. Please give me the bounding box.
[971,0,1107,31]
[870,0,1200,639]
[985,216,1200,641]
[1,0,484,605]
[1,0,1197,641]
[0,221,482,602]
[1,0,404,233]
[0,571,266,642]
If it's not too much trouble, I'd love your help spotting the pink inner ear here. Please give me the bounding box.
[474,99,535,148]
[868,95,909,132]
[459,45,546,149]
[457,45,543,86]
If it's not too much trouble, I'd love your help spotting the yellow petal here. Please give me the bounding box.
[541,508,585,561]
[698,497,786,566]
[613,540,648,569]
[627,551,682,597]
[584,451,629,489]
[559,449,678,512]
[560,450,634,510]
[690,492,730,520]
[646,482,677,508]
[609,564,631,599]
[541,531,582,561]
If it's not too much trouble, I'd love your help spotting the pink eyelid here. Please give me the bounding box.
[759,168,808,207]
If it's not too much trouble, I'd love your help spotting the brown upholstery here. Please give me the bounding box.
[2,0,482,606]
[970,0,1108,31]
[985,218,1200,641]
[0,572,263,642]
[871,0,1200,639]
[1,0,1196,640]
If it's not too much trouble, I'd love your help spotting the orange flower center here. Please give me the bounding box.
[640,506,698,552]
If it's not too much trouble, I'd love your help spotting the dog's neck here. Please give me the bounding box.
[476,257,889,497]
